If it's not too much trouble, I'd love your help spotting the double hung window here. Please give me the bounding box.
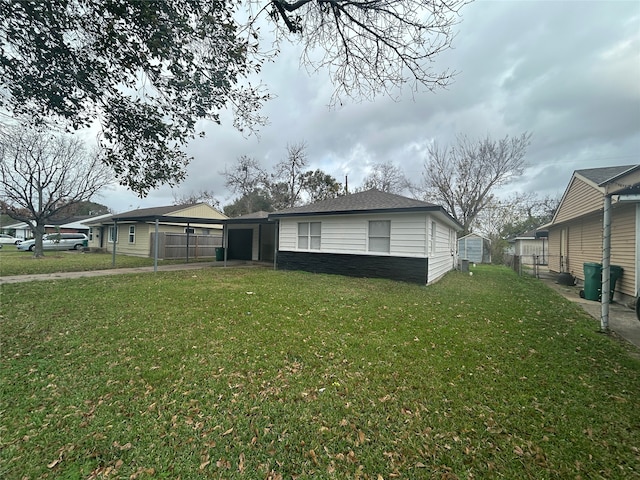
[298,222,321,250]
[369,220,390,253]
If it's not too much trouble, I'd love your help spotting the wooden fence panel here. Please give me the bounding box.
[150,233,222,259]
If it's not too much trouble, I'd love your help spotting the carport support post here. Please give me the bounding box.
[223,223,228,267]
[601,194,612,332]
[111,220,117,267]
[154,219,159,273]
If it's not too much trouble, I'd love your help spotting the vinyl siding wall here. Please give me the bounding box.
[554,177,603,224]
[277,212,458,284]
[549,203,636,299]
[279,213,432,257]
[101,223,220,257]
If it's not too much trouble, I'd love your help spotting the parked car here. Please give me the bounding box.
[0,234,21,245]
[17,233,88,252]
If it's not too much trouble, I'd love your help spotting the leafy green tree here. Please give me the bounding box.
[302,169,342,203]
[0,0,466,196]
[223,190,273,217]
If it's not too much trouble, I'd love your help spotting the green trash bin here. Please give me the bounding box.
[583,262,602,301]
[215,247,224,261]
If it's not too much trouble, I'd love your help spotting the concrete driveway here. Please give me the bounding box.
[537,270,640,350]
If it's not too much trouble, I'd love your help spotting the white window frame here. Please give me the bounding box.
[128,225,135,244]
[108,226,118,243]
[368,220,391,253]
[297,222,321,250]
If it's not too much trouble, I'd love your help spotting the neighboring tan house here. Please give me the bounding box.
[507,228,549,265]
[458,233,491,264]
[548,165,640,302]
[85,203,227,258]
[268,189,462,284]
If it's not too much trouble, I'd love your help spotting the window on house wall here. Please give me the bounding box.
[108,226,118,243]
[430,221,437,255]
[128,225,135,243]
[89,227,94,241]
[369,220,391,253]
[298,222,321,250]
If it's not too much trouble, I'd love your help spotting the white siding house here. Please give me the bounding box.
[270,189,462,284]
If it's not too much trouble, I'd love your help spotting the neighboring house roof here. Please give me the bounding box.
[507,228,549,243]
[552,164,640,225]
[227,210,273,224]
[576,165,638,186]
[86,203,227,225]
[458,233,490,241]
[269,189,463,230]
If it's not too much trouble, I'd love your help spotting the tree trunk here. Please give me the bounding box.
[33,222,46,258]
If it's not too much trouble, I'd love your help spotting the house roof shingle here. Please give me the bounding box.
[269,189,462,229]
[576,165,639,186]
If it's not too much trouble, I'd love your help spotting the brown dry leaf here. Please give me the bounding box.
[221,428,234,436]
[115,459,124,469]
[120,442,132,450]
[357,430,366,445]
[199,460,210,470]
[238,453,246,473]
[308,449,318,465]
[514,445,524,456]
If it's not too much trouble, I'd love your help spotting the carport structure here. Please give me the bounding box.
[107,211,277,271]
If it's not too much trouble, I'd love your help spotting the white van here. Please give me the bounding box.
[17,233,88,252]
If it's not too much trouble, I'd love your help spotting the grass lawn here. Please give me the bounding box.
[1,266,639,479]
[0,249,215,276]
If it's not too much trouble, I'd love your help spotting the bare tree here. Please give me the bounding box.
[0,127,113,257]
[422,133,532,235]
[263,1,466,104]
[222,155,268,197]
[272,142,309,208]
[361,161,411,194]
[172,189,221,210]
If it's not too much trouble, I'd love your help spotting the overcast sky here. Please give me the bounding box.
[102,0,640,213]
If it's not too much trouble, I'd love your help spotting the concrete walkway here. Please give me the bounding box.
[537,270,640,350]
[0,260,259,285]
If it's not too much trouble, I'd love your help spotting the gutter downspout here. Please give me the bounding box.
[601,194,612,332]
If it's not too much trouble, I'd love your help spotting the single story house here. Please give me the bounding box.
[268,189,462,284]
[458,233,491,264]
[548,165,640,303]
[506,228,548,265]
[85,203,227,258]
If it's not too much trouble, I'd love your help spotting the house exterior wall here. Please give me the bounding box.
[554,177,602,224]
[548,202,636,300]
[276,212,457,284]
[97,223,220,257]
[514,239,548,264]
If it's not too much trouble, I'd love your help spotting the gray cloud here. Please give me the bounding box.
[104,0,640,213]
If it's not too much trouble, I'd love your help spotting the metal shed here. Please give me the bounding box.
[458,233,491,264]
